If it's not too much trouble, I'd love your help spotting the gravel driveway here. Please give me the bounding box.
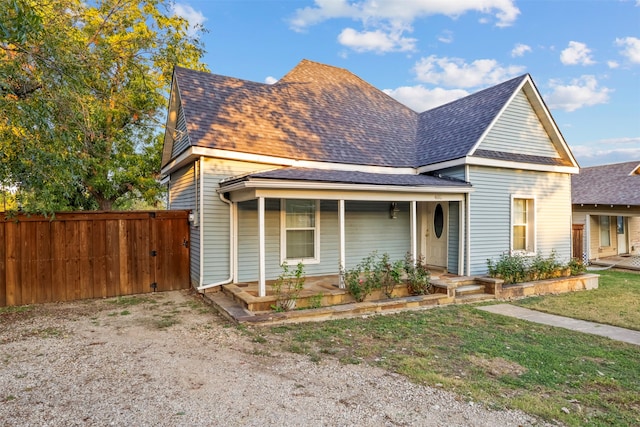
[1,290,546,426]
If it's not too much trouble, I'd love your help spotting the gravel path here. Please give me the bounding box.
[0,290,548,426]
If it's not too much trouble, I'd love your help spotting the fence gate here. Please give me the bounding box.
[572,224,584,261]
[0,211,190,307]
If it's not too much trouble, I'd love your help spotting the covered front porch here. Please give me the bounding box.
[218,167,474,298]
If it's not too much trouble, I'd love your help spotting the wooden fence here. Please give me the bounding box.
[0,210,191,307]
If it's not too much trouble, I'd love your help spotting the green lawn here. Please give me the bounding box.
[515,270,640,330]
[253,272,640,426]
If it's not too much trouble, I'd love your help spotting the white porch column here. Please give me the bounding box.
[338,199,346,288]
[410,201,417,265]
[585,214,590,262]
[459,198,465,276]
[258,196,266,297]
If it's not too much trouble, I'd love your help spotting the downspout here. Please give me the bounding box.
[197,158,234,291]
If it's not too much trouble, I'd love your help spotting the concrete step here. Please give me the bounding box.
[204,290,254,321]
[456,284,484,296]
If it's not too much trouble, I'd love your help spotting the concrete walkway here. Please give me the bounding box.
[478,304,640,346]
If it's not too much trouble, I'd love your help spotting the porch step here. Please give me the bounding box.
[203,290,254,322]
[455,284,484,296]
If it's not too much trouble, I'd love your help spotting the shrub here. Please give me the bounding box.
[487,253,528,284]
[567,257,587,276]
[403,252,432,295]
[342,252,404,302]
[487,251,578,285]
[271,262,305,311]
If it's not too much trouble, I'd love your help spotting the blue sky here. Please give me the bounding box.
[172,0,640,167]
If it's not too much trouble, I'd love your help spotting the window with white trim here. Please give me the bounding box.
[511,197,535,253]
[282,199,319,263]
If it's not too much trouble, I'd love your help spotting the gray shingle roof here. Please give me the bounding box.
[227,167,471,188]
[175,61,416,167]
[170,60,536,169]
[572,161,640,205]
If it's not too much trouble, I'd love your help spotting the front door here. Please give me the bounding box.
[617,216,627,254]
[420,202,447,268]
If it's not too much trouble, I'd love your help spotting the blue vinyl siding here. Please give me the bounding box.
[168,163,199,287]
[467,166,572,275]
[479,90,559,158]
[235,200,411,282]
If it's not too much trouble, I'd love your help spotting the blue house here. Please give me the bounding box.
[161,60,579,296]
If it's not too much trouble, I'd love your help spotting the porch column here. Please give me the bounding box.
[410,201,417,265]
[585,214,590,262]
[339,199,346,288]
[258,196,266,297]
[459,198,465,276]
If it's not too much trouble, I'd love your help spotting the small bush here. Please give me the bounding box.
[403,252,432,295]
[342,252,404,302]
[271,262,305,312]
[487,251,577,285]
[567,257,587,276]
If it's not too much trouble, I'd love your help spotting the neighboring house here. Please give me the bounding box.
[572,161,640,261]
[161,59,579,296]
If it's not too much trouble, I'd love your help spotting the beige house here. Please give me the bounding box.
[572,161,640,261]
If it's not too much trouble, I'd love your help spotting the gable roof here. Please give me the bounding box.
[572,161,640,205]
[163,60,577,173]
[415,75,526,165]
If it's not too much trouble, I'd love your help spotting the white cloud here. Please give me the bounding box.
[265,76,278,84]
[437,30,453,44]
[545,75,612,112]
[290,0,520,30]
[171,3,207,37]
[290,1,518,54]
[337,27,416,53]
[615,36,640,63]
[571,142,640,167]
[511,43,531,57]
[383,85,469,112]
[560,41,595,65]
[412,55,525,88]
[607,60,620,69]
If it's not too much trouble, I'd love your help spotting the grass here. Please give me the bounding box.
[515,270,640,330]
[263,301,640,426]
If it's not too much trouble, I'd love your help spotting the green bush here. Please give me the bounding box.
[342,252,404,302]
[487,251,580,285]
[403,252,432,295]
[271,262,305,311]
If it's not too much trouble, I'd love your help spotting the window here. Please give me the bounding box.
[282,199,319,263]
[511,197,535,253]
[600,216,611,246]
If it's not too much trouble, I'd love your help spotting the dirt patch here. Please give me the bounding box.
[468,355,528,378]
[0,290,544,426]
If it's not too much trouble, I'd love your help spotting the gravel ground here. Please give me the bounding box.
[0,290,549,426]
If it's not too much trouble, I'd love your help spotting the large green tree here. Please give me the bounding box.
[0,0,207,212]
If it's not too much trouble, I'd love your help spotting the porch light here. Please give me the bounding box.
[390,202,400,219]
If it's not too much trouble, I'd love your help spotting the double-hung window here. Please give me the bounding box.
[511,197,535,254]
[282,199,319,263]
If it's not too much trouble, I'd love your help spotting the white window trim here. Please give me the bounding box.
[510,195,537,255]
[280,199,320,265]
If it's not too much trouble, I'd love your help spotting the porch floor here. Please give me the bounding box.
[589,255,640,271]
[200,270,501,325]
